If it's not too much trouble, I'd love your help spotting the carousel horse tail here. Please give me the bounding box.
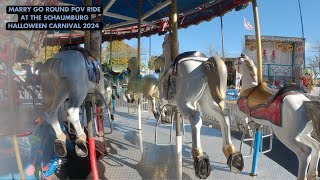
[203,55,227,110]
[39,58,62,112]
[304,100,320,142]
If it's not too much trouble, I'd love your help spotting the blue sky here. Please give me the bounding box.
[122,0,319,61]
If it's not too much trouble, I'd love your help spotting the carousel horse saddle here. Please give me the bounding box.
[60,44,101,84]
[173,51,207,70]
[238,82,302,126]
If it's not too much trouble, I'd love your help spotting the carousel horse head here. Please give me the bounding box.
[127,57,139,74]
[234,54,258,84]
[154,55,165,74]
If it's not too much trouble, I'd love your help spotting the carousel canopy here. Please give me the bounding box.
[0,0,250,55]
[46,0,251,45]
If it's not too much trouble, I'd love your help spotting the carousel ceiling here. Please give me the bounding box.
[0,0,251,51]
[46,0,251,45]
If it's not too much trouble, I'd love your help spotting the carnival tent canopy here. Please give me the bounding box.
[46,0,250,45]
[0,0,250,56]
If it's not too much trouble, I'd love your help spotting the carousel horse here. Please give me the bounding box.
[154,55,173,123]
[38,44,109,158]
[21,64,41,87]
[158,34,244,178]
[126,57,160,119]
[234,54,320,180]
[103,73,120,120]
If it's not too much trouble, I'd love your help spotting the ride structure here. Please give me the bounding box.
[0,0,307,179]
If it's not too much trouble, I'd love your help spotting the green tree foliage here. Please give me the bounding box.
[148,55,157,70]
[36,45,60,62]
[104,41,137,70]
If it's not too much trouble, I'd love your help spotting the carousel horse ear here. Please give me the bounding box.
[240,53,249,59]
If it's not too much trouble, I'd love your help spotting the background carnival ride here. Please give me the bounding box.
[0,0,306,179]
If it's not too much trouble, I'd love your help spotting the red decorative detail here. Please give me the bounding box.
[234,0,242,6]
[263,49,267,57]
[237,92,297,126]
[272,50,276,58]
[96,107,102,135]
[88,137,99,180]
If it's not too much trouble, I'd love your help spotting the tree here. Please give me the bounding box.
[104,40,137,70]
[31,45,60,63]
[306,41,320,78]
[206,44,219,57]
[148,55,157,70]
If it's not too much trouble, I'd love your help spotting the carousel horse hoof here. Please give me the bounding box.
[193,154,211,179]
[111,114,114,121]
[54,139,67,157]
[161,117,171,124]
[227,152,244,173]
[154,112,160,120]
[75,138,88,157]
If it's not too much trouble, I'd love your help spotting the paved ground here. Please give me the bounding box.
[60,106,295,180]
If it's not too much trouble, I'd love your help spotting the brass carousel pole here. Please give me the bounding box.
[8,34,25,180]
[251,0,263,176]
[252,0,262,82]
[137,0,142,130]
[170,0,182,179]
[137,0,142,73]
[45,32,48,60]
[220,4,225,61]
[84,0,98,179]
[109,29,112,67]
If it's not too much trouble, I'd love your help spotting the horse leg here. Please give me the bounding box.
[47,110,67,157]
[177,100,211,179]
[199,97,244,173]
[68,96,88,157]
[299,121,319,180]
[108,100,114,121]
[150,98,160,119]
[277,126,311,180]
[217,110,244,173]
[46,93,68,157]
[290,139,311,180]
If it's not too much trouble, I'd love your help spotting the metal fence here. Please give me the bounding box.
[114,87,267,133]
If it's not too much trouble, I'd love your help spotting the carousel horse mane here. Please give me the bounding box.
[241,56,257,82]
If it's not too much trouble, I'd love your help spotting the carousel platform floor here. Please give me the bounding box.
[90,106,296,180]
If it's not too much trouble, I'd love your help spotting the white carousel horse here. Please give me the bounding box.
[38,44,110,158]
[234,54,320,180]
[125,57,160,119]
[157,34,244,179]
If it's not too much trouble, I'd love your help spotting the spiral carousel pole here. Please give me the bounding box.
[170,0,182,179]
[251,0,263,176]
[137,0,142,130]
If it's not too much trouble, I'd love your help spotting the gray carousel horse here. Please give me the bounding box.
[103,73,120,121]
[234,54,320,180]
[38,44,109,158]
[125,57,160,119]
[156,34,244,179]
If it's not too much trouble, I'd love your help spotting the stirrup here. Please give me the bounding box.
[155,110,175,145]
[239,125,273,158]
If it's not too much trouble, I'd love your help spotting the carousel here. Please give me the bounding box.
[0,0,317,180]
